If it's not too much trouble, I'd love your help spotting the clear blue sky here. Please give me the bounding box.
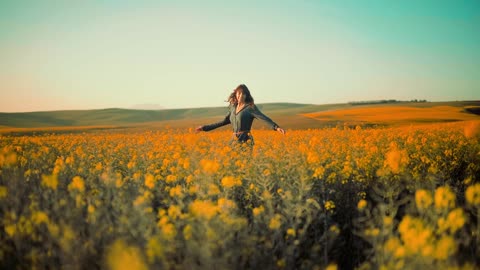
[1,0,479,112]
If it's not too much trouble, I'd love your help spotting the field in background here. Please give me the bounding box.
[302,105,480,127]
[0,101,479,134]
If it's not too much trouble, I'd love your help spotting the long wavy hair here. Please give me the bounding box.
[227,84,255,106]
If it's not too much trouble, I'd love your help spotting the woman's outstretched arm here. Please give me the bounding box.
[196,112,231,132]
[250,105,286,135]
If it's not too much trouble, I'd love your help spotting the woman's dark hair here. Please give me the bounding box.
[228,84,254,106]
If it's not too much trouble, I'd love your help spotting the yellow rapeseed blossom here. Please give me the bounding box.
[160,223,176,240]
[415,189,433,211]
[208,183,220,196]
[146,237,164,263]
[252,206,265,217]
[183,224,192,240]
[466,183,480,206]
[68,176,85,192]
[443,208,466,233]
[105,240,147,270]
[217,198,236,212]
[384,147,409,174]
[167,205,182,220]
[326,263,338,270]
[0,185,7,199]
[398,215,433,255]
[324,200,335,212]
[357,199,367,210]
[434,186,456,210]
[169,185,183,198]
[5,224,16,237]
[384,237,401,254]
[200,159,220,174]
[31,211,49,225]
[144,173,155,189]
[189,200,218,220]
[221,176,242,188]
[41,174,58,190]
[434,235,456,260]
[268,214,282,230]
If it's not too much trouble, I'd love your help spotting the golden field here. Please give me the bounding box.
[1,118,480,269]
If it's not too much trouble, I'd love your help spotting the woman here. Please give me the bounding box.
[196,84,286,145]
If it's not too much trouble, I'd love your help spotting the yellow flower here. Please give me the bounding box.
[217,198,236,211]
[208,184,220,196]
[394,246,406,258]
[415,189,433,211]
[167,205,182,219]
[166,174,177,183]
[384,237,401,254]
[329,225,340,234]
[5,224,16,237]
[221,176,242,188]
[434,186,456,210]
[384,148,409,174]
[286,228,296,237]
[169,185,183,198]
[326,263,338,270]
[0,185,7,198]
[144,173,155,189]
[313,166,325,178]
[466,183,480,206]
[183,224,192,240]
[357,199,367,210]
[307,151,319,164]
[32,211,49,225]
[325,200,335,211]
[434,235,456,260]
[200,159,220,174]
[189,200,218,220]
[252,206,265,217]
[146,237,164,263]
[398,215,433,255]
[383,216,393,227]
[95,162,102,171]
[68,176,85,192]
[105,240,147,270]
[160,223,176,240]
[445,208,466,233]
[364,228,380,237]
[41,174,58,190]
[268,214,282,230]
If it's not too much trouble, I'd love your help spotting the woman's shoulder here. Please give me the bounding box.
[248,103,258,111]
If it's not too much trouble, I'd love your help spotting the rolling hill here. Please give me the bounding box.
[0,101,479,134]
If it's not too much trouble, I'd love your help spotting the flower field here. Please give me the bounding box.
[1,121,480,269]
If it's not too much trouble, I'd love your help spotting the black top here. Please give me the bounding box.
[202,104,279,135]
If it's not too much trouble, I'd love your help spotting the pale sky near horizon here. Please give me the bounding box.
[1,1,479,112]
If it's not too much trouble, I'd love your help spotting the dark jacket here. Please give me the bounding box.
[202,104,279,142]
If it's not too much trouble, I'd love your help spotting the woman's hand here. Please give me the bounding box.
[276,127,286,135]
[195,126,203,132]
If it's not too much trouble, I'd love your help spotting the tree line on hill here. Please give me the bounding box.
[348,99,428,105]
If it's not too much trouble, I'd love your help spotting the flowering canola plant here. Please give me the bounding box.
[0,121,479,269]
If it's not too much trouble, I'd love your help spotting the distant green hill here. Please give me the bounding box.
[0,101,478,132]
[0,103,321,128]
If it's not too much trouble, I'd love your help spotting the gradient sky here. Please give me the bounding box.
[1,1,479,112]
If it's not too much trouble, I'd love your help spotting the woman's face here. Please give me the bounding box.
[236,90,245,103]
